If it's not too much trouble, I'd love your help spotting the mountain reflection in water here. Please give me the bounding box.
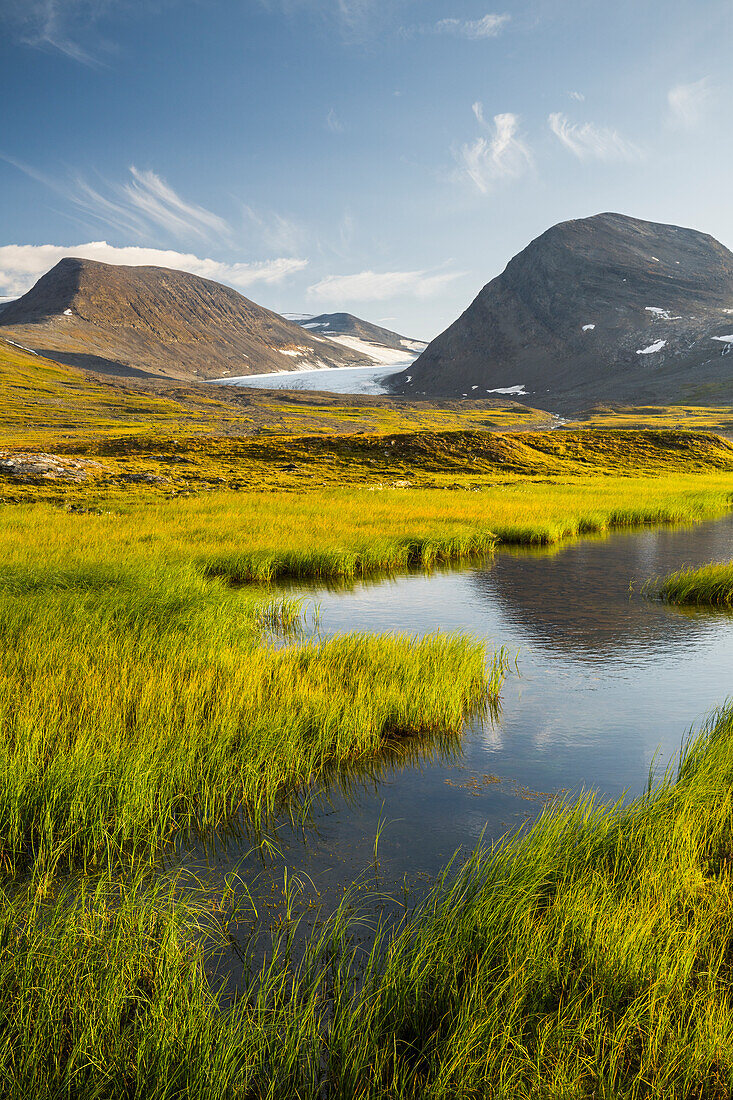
[186,514,733,974]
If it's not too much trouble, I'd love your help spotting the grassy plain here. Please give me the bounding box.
[4,342,733,1096]
[569,402,733,433]
[0,337,548,449]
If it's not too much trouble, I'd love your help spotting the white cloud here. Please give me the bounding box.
[4,158,231,245]
[3,0,178,65]
[122,167,229,241]
[0,243,308,299]
[307,267,465,303]
[431,13,509,38]
[667,78,712,129]
[326,107,345,133]
[456,105,532,194]
[2,0,121,66]
[548,112,642,162]
[569,91,585,102]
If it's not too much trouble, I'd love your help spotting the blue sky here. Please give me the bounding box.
[1,0,730,338]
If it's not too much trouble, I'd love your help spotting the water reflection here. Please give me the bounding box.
[187,513,733,970]
[473,520,733,658]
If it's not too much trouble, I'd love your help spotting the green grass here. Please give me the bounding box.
[0,571,501,876]
[648,560,733,606]
[0,471,729,880]
[297,705,733,1098]
[3,473,731,586]
[6,705,733,1097]
[0,338,549,453]
[569,402,733,433]
[2,387,733,1095]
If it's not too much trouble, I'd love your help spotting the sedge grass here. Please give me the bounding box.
[2,477,730,589]
[297,704,733,1098]
[648,560,733,606]
[6,707,733,1096]
[0,573,502,876]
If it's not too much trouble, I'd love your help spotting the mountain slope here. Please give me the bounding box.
[0,258,369,381]
[292,312,427,360]
[391,213,733,409]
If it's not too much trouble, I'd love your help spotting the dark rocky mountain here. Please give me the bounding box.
[293,312,427,355]
[0,258,368,381]
[391,213,733,410]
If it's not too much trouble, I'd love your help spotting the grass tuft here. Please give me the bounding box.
[647,560,733,606]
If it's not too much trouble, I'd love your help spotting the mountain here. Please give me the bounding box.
[391,213,733,410]
[0,258,370,381]
[288,312,427,365]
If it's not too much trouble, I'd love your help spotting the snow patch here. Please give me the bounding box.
[486,384,527,395]
[63,308,73,316]
[645,306,682,320]
[636,340,667,355]
[4,339,37,355]
[582,324,595,331]
[712,335,733,344]
[326,333,420,367]
[651,256,660,262]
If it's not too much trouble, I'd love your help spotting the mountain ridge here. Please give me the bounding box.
[0,258,370,381]
[391,212,733,410]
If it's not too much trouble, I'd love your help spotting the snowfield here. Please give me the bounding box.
[208,363,407,395]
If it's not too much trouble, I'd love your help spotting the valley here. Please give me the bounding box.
[2,224,733,1098]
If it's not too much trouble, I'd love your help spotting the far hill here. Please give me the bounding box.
[391,213,733,410]
[0,258,370,382]
[291,312,427,363]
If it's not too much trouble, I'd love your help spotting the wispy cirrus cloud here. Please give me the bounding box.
[122,167,229,241]
[242,206,307,255]
[257,0,376,38]
[326,107,346,133]
[430,13,510,38]
[3,158,230,244]
[2,0,114,66]
[0,242,308,299]
[456,103,532,194]
[548,112,642,162]
[667,78,712,129]
[307,267,465,303]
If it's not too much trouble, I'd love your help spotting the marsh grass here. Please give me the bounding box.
[0,566,502,876]
[648,560,733,606]
[299,705,733,1098]
[6,709,733,1096]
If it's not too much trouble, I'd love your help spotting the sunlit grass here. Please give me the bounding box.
[3,475,731,586]
[648,559,733,606]
[0,574,500,876]
[5,705,733,1096]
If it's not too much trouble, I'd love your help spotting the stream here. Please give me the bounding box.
[183,513,733,975]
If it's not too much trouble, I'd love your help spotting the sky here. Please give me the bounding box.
[0,0,731,339]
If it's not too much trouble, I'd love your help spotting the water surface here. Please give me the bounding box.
[189,514,733,963]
